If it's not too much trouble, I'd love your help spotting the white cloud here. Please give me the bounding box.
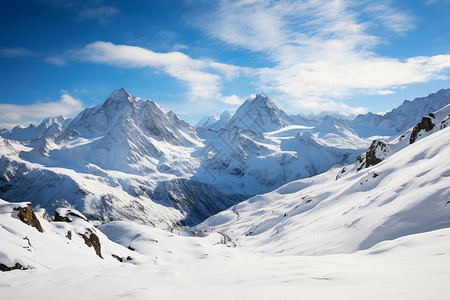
[71,41,245,101]
[0,91,83,129]
[0,47,35,58]
[218,94,244,105]
[194,0,450,114]
[45,56,67,66]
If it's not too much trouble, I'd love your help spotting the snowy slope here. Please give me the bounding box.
[198,123,450,255]
[0,199,136,270]
[1,212,449,299]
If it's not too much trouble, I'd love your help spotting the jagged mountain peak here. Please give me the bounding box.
[224,93,292,133]
[101,87,135,109]
[0,115,71,142]
[67,88,200,145]
[244,94,279,111]
[196,110,234,130]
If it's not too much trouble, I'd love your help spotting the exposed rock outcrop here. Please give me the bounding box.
[409,116,435,144]
[81,228,102,259]
[54,208,89,223]
[14,204,43,233]
[356,140,389,171]
[0,262,27,272]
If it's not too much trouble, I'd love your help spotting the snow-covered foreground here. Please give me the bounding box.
[0,224,449,300]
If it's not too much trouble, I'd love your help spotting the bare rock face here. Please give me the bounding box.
[54,208,89,223]
[0,262,27,272]
[356,140,388,171]
[54,210,71,222]
[81,228,103,259]
[409,116,435,144]
[14,204,43,233]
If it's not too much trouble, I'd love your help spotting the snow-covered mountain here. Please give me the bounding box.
[1,88,449,228]
[224,94,293,133]
[196,110,233,130]
[351,88,450,135]
[0,89,369,227]
[1,88,450,299]
[0,116,71,142]
[198,109,450,255]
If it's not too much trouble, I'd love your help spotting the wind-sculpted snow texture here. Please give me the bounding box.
[1,88,449,227]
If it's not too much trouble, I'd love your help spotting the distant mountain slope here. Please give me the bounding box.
[0,116,71,142]
[198,118,450,255]
[196,110,233,130]
[351,88,450,134]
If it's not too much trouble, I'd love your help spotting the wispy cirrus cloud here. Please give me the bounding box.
[193,0,450,114]
[0,47,35,58]
[44,0,119,24]
[0,91,84,129]
[68,41,245,104]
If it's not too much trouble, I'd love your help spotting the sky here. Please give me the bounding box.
[1,0,450,128]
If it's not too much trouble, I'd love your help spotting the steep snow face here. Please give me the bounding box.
[198,125,450,255]
[351,88,450,134]
[225,94,293,133]
[0,116,71,142]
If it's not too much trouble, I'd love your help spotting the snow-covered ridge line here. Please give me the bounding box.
[1,88,450,227]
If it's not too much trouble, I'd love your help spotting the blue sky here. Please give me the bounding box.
[1,0,450,127]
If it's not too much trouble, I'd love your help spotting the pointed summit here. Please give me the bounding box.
[102,87,134,109]
[224,94,292,133]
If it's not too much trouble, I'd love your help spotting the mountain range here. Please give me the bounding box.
[1,88,450,228]
[1,87,450,298]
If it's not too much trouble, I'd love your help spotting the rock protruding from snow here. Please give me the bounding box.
[0,199,136,270]
[353,103,450,172]
[54,208,89,223]
[409,116,435,144]
[13,203,43,233]
[357,140,390,171]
